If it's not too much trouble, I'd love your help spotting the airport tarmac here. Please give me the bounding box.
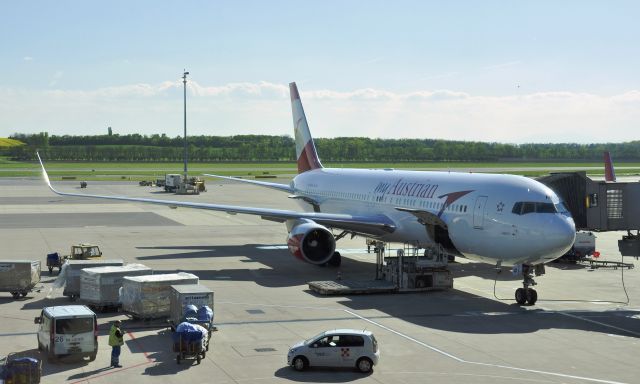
[0,178,639,384]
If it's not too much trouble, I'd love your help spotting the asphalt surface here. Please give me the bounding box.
[0,178,638,384]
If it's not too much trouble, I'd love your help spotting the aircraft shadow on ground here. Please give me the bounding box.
[135,243,640,338]
[136,244,377,288]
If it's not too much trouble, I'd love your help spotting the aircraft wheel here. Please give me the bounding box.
[515,288,527,305]
[526,288,538,306]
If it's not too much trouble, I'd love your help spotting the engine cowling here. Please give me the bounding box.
[287,221,336,265]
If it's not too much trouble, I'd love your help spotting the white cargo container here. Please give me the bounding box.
[56,259,124,300]
[169,284,214,329]
[80,264,152,308]
[0,260,41,299]
[120,273,199,319]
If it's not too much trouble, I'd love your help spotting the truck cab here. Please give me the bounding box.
[71,244,102,259]
[34,305,98,362]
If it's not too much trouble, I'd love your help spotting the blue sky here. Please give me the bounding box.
[1,1,639,143]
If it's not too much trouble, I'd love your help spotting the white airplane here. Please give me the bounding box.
[37,82,576,306]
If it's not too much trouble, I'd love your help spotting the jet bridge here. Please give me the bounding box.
[537,172,640,257]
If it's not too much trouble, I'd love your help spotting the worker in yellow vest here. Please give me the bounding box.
[109,320,124,368]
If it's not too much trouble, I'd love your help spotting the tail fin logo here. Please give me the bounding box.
[604,151,616,182]
[290,82,322,174]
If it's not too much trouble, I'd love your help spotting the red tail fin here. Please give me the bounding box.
[604,151,616,182]
[290,82,322,174]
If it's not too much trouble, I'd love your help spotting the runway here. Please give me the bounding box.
[0,178,638,383]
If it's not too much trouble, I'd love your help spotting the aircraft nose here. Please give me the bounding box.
[544,216,576,257]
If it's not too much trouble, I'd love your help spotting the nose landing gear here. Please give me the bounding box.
[514,264,544,306]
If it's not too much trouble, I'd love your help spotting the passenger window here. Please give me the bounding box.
[338,335,364,347]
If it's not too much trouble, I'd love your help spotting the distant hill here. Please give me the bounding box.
[0,138,25,147]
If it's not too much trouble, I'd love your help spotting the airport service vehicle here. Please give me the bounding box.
[0,260,41,299]
[287,329,379,373]
[46,244,103,275]
[37,82,576,306]
[164,174,182,192]
[34,305,98,362]
[560,231,596,262]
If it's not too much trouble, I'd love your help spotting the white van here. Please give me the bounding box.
[34,305,98,361]
[287,329,379,373]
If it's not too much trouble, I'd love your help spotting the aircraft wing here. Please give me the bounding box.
[203,173,294,193]
[38,154,395,236]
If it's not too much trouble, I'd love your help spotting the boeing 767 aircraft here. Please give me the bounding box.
[38,82,575,306]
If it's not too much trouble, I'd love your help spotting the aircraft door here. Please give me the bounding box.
[473,196,488,229]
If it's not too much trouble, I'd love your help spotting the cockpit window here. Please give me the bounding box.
[555,202,572,217]
[522,202,536,214]
[512,201,558,215]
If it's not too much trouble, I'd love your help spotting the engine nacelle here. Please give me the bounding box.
[287,221,336,265]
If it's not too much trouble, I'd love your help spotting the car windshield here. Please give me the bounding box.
[305,332,326,345]
[56,318,93,334]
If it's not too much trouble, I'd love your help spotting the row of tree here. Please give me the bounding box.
[5,133,640,162]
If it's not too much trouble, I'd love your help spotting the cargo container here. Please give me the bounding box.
[80,264,152,309]
[0,260,41,299]
[55,259,124,301]
[120,273,199,319]
[169,284,214,331]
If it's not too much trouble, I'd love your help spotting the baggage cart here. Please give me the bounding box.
[0,352,41,384]
[169,284,214,334]
[0,260,41,299]
[172,322,209,365]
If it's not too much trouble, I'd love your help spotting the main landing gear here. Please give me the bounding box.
[514,264,544,306]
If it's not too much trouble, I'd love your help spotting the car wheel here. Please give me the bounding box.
[292,356,308,371]
[89,353,96,362]
[356,357,373,373]
[176,354,181,364]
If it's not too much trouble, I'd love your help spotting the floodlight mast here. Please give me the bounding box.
[182,70,189,184]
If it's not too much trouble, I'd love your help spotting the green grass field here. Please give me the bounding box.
[0,138,25,147]
[2,159,640,180]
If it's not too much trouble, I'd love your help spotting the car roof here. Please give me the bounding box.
[322,329,373,337]
[43,305,95,317]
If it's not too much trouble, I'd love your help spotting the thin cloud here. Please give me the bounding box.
[1,81,639,143]
[484,60,522,70]
[23,56,33,62]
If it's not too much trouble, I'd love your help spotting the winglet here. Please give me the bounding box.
[290,82,322,174]
[604,151,616,182]
[36,152,54,191]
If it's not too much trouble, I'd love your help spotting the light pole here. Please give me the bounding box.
[182,70,189,184]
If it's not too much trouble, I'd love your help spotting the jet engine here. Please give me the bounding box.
[287,221,336,265]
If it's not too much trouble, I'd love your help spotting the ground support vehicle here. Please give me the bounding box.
[46,253,63,275]
[287,329,379,373]
[0,352,42,384]
[172,322,209,365]
[0,260,41,299]
[45,244,103,275]
[164,174,182,192]
[559,231,597,263]
[34,305,98,363]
